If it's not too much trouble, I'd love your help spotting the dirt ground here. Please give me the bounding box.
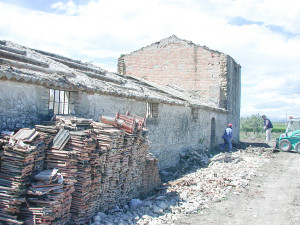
[175,139,300,225]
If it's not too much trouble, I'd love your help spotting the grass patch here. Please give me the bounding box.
[272,122,286,133]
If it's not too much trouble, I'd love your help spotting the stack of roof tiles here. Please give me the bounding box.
[141,153,161,198]
[0,112,161,224]
[20,168,74,224]
[0,132,11,170]
[55,116,93,131]
[0,132,10,149]
[67,132,99,224]
[94,113,160,212]
[45,129,77,183]
[0,129,41,224]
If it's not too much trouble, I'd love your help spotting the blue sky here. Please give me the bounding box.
[1,0,300,122]
[0,0,88,13]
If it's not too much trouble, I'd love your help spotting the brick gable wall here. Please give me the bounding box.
[119,41,228,109]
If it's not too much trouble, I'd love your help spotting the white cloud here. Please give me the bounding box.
[51,1,79,15]
[0,0,300,121]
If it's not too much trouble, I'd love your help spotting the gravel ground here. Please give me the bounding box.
[89,140,290,225]
[175,149,300,225]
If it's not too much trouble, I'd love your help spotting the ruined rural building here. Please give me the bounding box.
[0,36,241,169]
[118,35,241,141]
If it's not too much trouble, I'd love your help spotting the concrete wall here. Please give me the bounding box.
[0,80,50,130]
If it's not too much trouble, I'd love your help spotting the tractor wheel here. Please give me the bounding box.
[279,139,292,152]
[295,142,300,154]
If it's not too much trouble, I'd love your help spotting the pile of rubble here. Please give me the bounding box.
[89,146,274,225]
[0,112,161,224]
[160,148,210,183]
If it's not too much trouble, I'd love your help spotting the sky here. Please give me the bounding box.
[0,0,300,122]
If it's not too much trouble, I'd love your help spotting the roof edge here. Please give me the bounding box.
[123,35,225,58]
[0,70,227,113]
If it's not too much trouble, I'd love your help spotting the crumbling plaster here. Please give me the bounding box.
[0,81,49,130]
[76,91,228,169]
[0,80,227,169]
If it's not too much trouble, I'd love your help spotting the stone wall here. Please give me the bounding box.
[0,80,50,130]
[75,92,146,121]
[145,104,227,169]
[75,92,228,169]
[0,80,228,169]
[226,56,241,141]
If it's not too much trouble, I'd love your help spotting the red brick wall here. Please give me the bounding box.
[121,41,227,107]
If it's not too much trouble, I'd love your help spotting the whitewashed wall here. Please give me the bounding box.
[0,81,228,169]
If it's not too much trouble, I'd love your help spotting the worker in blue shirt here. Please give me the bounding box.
[220,123,233,152]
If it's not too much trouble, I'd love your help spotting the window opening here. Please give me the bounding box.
[191,108,199,119]
[49,89,72,115]
[146,102,159,118]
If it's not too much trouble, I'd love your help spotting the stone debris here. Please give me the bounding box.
[89,146,274,225]
[159,148,209,183]
[0,112,161,224]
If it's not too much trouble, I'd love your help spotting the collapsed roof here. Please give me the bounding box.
[0,40,226,113]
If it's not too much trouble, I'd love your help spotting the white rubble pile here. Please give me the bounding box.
[160,148,210,183]
[90,147,273,225]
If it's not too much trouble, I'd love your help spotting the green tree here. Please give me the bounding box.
[240,117,251,135]
[240,114,263,135]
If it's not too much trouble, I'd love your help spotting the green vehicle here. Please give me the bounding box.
[277,117,300,153]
